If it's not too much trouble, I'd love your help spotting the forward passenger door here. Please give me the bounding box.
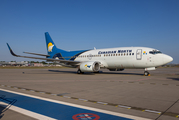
[136,49,142,60]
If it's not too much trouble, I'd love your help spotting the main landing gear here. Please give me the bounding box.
[77,69,84,74]
[144,71,150,76]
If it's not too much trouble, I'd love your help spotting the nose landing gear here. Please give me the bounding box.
[144,71,150,76]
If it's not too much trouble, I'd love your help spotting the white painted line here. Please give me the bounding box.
[39,92,45,94]
[63,96,71,98]
[118,105,131,109]
[97,102,108,105]
[78,98,88,101]
[0,88,151,120]
[144,110,161,114]
[0,102,56,120]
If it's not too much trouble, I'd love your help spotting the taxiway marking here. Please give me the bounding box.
[0,88,151,120]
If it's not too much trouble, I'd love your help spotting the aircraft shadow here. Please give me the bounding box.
[48,70,77,74]
[48,70,143,76]
[167,77,179,81]
[97,72,143,75]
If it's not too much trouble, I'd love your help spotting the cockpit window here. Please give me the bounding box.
[149,50,162,54]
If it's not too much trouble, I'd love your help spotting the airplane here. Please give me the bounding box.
[7,32,173,76]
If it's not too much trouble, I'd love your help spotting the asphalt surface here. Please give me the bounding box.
[0,67,179,120]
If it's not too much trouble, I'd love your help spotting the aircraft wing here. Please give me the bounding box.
[23,52,50,57]
[6,43,81,64]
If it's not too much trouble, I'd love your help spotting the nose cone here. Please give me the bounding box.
[163,54,173,64]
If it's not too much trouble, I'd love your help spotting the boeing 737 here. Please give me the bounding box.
[7,32,173,76]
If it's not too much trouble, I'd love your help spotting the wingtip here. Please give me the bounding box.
[6,43,18,56]
[6,43,11,51]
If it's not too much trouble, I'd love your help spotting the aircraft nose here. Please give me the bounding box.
[163,55,173,64]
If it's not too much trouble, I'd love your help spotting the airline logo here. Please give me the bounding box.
[85,64,91,68]
[48,42,54,52]
[143,51,147,55]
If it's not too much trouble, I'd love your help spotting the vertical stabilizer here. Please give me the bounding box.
[45,32,66,56]
[45,32,57,54]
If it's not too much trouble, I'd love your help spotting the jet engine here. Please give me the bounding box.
[80,61,100,72]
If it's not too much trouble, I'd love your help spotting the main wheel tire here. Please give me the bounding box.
[77,69,84,74]
[77,69,81,74]
[144,71,149,76]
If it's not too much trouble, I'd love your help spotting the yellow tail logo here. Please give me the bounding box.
[48,42,54,52]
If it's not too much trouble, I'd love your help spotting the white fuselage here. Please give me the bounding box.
[75,47,173,69]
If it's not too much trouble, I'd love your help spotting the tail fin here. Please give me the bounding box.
[45,32,58,54]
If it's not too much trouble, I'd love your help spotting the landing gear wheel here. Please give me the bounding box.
[144,71,150,76]
[77,69,81,74]
[77,69,84,74]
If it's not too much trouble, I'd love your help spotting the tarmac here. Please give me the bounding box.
[0,67,179,120]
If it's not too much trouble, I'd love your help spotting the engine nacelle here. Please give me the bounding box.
[80,61,100,72]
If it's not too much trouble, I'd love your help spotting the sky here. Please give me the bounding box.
[0,0,179,63]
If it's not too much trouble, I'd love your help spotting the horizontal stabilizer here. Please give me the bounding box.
[23,52,50,57]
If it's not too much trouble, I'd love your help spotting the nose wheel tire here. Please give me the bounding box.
[144,71,150,76]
